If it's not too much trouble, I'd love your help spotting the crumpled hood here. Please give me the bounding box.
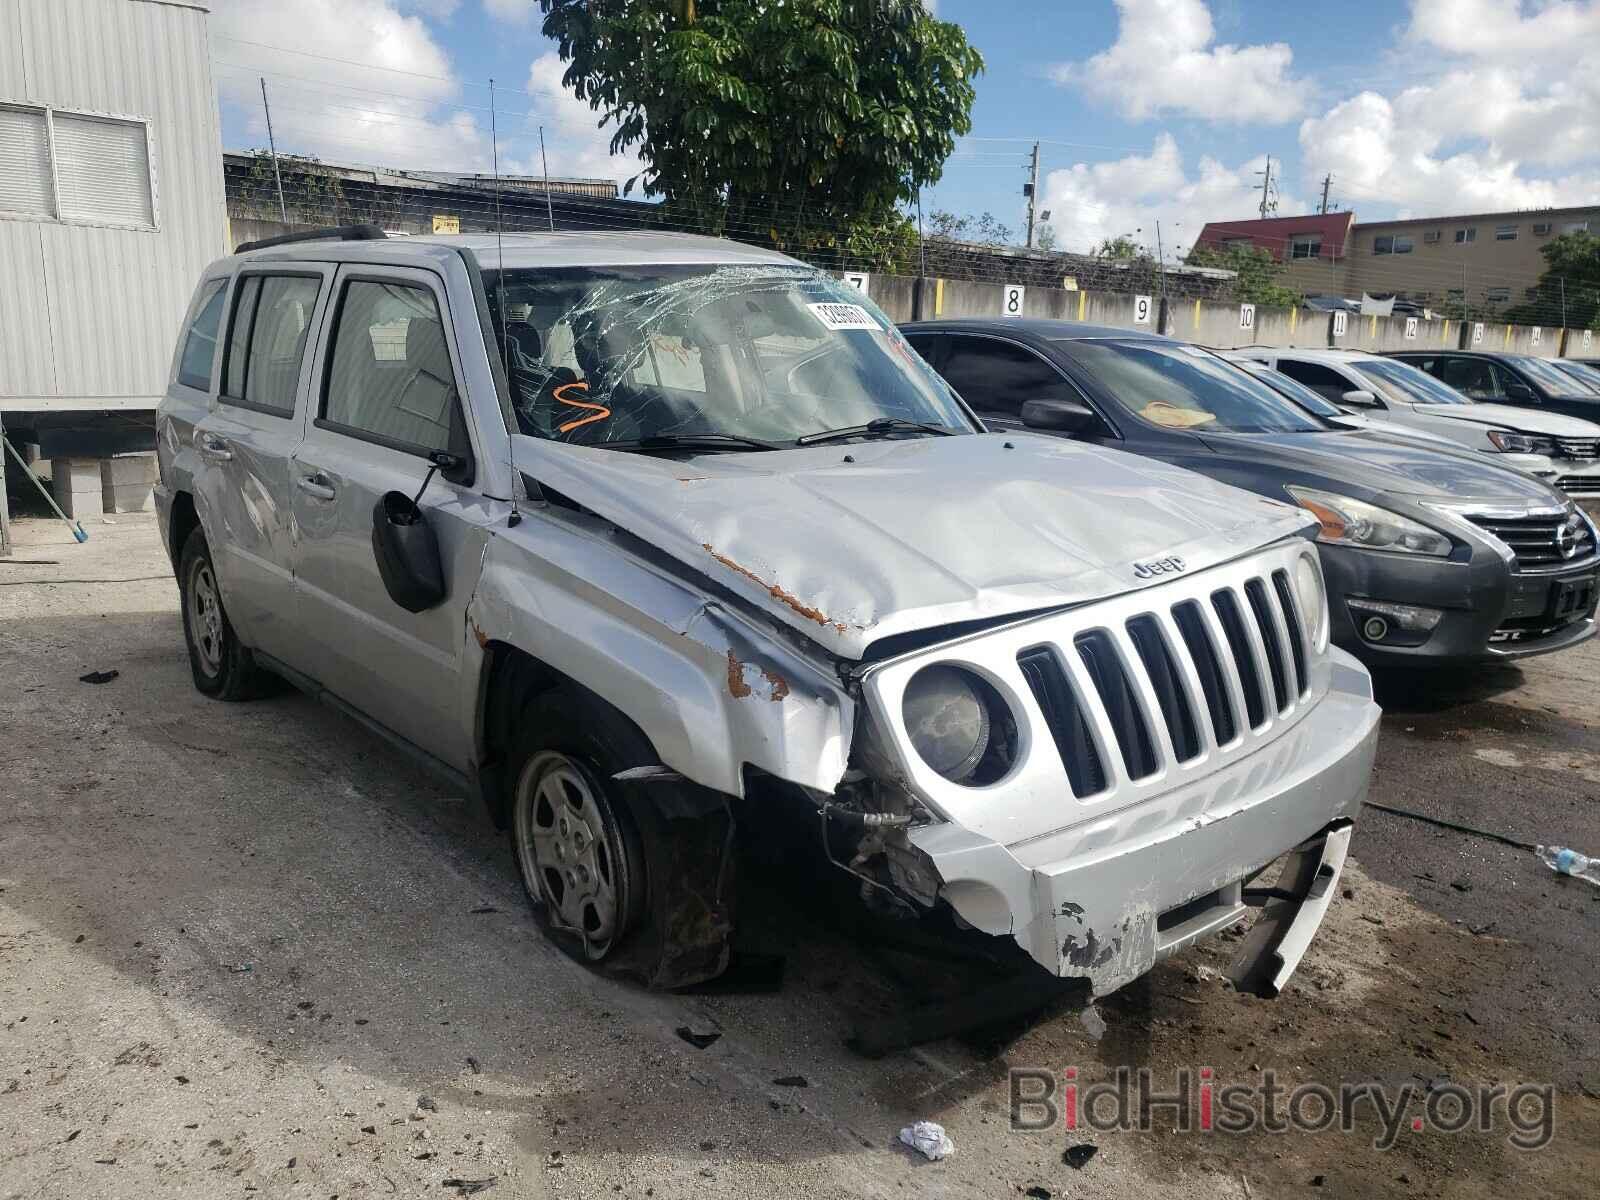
[511,431,1311,659]
[1198,429,1559,504]
[1412,402,1600,436]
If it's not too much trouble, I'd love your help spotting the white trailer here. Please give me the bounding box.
[0,0,226,537]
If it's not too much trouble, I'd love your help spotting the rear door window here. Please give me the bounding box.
[321,279,470,459]
[176,280,227,392]
[1274,359,1352,403]
[937,335,1076,419]
[1436,357,1504,400]
[221,274,323,416]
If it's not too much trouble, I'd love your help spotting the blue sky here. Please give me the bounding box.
[209,0,1600,257]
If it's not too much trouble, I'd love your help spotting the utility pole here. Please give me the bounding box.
[1155,219,1168,306]
[260,77,288,227]
[1561,276,1568,327]
[1025,141,1040,249]
[538,125,555,232]
[1319,173,1333,215]
[1257,154,1275,220]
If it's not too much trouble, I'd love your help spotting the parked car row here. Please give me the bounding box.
[154,230,1599,1019]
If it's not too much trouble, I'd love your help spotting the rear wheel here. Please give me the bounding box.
[178,528,266,700]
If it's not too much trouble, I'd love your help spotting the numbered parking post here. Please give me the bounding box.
[1003,284,1026,317]
[1331,310,1348,341]
[1133,295,1153,326]
[1472,322,1485,345]
[842,272,870,295]
[1531,326,1543,346]
[1404,317,1419,340]
[1238,303,1256,332]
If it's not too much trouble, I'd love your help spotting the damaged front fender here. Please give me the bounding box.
[466,518,855,799]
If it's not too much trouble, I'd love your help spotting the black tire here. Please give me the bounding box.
[506,688,735,985]
[177,527,267,701]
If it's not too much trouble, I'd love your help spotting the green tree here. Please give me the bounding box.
[1503,231,1600,329]
[924,209,1014,247]
[1094,235,1145,260]
[537,0,983,258]
[1184,243,1302,308]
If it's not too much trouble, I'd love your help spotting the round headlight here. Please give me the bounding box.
[1293,552,1328,651]
[902,665,1000,783]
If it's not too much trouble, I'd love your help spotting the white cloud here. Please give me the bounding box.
[524,52,643,187]
[1051,0,1308,124]
[483,0,535,23]
[400,0,462,17]
[1297,2,1600,214]
[208,0,490,171]
[1038,135,1304,257]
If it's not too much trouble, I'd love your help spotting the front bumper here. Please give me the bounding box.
[908,650,1380,995]
[1320,540,1599,666]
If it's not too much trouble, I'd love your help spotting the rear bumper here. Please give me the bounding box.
[910,649,1380,994]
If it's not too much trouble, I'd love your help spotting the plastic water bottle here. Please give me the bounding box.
[1535,845,1600,886]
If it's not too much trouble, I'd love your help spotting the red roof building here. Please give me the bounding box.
[1193,212,1355,263]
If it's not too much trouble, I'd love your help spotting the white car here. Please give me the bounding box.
[1220,353,1463,449]
[1240,347,1600,498]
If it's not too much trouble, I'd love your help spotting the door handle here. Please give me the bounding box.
[295,473,337,501]
[196,432,232,462]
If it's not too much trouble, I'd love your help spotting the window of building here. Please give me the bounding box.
[1289,233,1322,260]
[0,102,155,229]
[176,281,227,392]
[1495,224,1518,241]
[322,280,468,456]
[222,275,323,417]
[1454,227,1477,243]
[1423,230,1442,244]
[1486,287,1510,303]
[1373,235,1413,255]
[1565,221,1590,234]
[1533,223,1553,236]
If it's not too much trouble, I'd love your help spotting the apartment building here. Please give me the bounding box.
[1195,206,1600,315]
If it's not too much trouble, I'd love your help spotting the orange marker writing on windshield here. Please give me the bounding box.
[554,379,611,434]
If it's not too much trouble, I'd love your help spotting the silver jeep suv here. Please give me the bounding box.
[156,228,1380,996]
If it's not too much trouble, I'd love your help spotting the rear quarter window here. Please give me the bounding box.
[176,280,227,392]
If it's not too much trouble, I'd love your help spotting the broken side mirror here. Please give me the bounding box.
[370,450,457,613]
[1020,397,1098,433]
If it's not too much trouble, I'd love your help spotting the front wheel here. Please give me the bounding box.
[506,688,735,986]
[178,528,267,700]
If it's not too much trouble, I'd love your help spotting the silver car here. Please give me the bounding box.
[155,229,1379,998]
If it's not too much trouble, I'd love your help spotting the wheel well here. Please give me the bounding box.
[168,491,200,568]
[475,642,594,828]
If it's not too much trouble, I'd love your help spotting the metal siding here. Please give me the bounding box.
[1,0,227,409]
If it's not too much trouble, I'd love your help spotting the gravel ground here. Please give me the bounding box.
[1,513,1596,1199]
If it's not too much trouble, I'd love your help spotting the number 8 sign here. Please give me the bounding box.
[1003,284,1026,315]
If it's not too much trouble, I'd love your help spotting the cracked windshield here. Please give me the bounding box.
[485,264,971,450]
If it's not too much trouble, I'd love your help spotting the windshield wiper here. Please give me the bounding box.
[601,432,787,454]
[795,417,960,446]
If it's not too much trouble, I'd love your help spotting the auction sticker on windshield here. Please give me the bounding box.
[808,302,881,331]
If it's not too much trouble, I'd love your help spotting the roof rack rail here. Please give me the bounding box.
[235,224,388,254]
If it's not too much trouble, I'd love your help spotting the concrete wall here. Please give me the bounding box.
[847,271,1594,360]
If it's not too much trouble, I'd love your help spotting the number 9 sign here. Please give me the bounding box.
[1003,284,1026,316]
[1133,295,1153,325]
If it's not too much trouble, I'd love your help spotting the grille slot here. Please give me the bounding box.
[1556,437,1600,459]
[1017,648,1107,798]
[1125,616,1202,763]
[1212,589,1269,729]
[1073,631,1159,780]
[1171,600,1237,746]
[1244,578,1291,711]
[1271,570,1310,697]
[1464,512,1593,567]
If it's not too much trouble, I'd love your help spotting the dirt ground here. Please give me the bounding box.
[2,512,1597,1200]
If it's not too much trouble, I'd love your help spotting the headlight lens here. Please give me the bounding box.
[1292,552,1329,651]
[1285,486,1452,557]
[1487,430,1556,454]
[901,665,1013,785]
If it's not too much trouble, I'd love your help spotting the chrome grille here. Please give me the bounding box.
[1556,437,1600,459]
[1552,474,1600,496]
[1464,511,1594,567]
